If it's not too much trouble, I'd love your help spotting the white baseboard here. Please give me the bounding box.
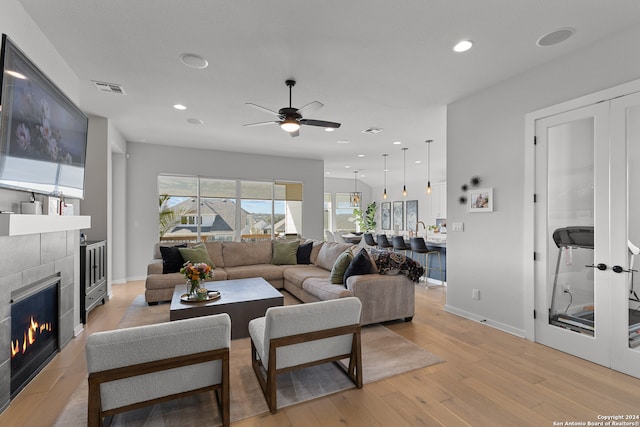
[73,323,84,337]
[444,304,526,338]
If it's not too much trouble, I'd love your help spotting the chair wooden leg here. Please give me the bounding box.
[87,378,103,427]
[267,346,278,414]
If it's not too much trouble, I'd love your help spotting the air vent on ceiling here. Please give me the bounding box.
[92,80,126,95]
[361,127,383,134]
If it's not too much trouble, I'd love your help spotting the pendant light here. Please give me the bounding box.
[401,147,408,197]
[382,154,388,199]
[425,139,433,194]
[350,170,362,207]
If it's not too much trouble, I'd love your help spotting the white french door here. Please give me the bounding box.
[534,91,640,377]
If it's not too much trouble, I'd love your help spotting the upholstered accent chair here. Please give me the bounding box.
[86,314,231,427]
[248,297,363,413]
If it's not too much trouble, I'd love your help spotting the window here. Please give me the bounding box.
[158,175,302,242]
[323,193,332,231]
[335,192,356,231]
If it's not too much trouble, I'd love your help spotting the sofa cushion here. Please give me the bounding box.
[159,244,186,274]
[330,249,353,284]
[296,241,313,264]
[203,241,225,268]
[315,241,353,271]
[283,265,330,287]
[272,240,300,265]
[224,264,284,282]
[343,248,375,286]
[178,243,215,268]
[308,240,324,265]
[302,277,354,300]
[223,240,272,267]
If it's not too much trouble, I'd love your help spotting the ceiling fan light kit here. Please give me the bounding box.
[244,79,341,137]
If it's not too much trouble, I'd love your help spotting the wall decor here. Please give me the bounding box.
[381,202,391,230]
[468,187,493,212]
[406,200,418,231]
[393,201,404,231]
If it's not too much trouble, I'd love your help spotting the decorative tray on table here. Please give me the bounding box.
[180,290,221,303]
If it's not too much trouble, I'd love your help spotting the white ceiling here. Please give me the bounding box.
[17,0,640,187]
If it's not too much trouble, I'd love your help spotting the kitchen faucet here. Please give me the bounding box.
[417,221,426,231]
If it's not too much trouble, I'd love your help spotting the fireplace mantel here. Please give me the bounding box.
[0,214,91,236]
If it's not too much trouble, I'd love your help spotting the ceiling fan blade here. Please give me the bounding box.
[299,119,341,128]
[245,103,281,117]
[289,129,300,137]
[243,120,280,127]
[297,101,324,115]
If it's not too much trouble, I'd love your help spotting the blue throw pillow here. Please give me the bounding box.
[297,241,313,264]
[343,248,375,287]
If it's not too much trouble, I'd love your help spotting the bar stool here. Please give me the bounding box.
[392,235,412,258]
[364,233,377,247]
[410,237,443,286]
[376,234,393,251]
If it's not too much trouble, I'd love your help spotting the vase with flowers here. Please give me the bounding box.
[180,261,213,298]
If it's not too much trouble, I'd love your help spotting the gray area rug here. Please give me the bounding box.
[55,295,444,426]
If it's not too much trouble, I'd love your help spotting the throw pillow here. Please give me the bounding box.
[330,249,353,284]
[159,244,187,274]
[272,240,300,265]
[343,248,375,287]
[296,241,313,264]
[178,243,215,268]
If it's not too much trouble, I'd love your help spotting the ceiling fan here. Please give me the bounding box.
[243,79,341,137]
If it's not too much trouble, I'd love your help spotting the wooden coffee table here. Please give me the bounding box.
[169,277,283,339]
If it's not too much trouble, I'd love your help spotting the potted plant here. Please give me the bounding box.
[353,202,377,232]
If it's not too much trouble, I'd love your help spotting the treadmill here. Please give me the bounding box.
[549,226,595,336]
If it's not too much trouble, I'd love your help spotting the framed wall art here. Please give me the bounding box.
[468,188,493,212]
[381,202,391,230]
[405,200,418,231]
[393,201,404,231]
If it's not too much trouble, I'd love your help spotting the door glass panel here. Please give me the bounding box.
[627,105,640,349]
[546,118,596,336]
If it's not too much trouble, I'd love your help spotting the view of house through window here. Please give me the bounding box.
[158,175,302,242]
[335,192,356,231]
[323,193,332,231]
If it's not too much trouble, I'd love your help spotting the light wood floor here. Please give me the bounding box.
[2,281,640,427]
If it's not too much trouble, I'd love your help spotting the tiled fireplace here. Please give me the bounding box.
[0,230,78,412]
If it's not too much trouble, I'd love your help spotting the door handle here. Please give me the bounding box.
[586,263,607,271]
[612,265,638,274]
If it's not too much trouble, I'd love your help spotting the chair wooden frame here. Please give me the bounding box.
[88,348,230,427]
[250,324,362,414]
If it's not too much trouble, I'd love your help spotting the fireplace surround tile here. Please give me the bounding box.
[42,232,67,265]
[0,359,8,412]
[0,235,41,277]
[0,230,80,411]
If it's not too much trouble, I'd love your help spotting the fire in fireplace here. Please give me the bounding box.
[10,275,60,398]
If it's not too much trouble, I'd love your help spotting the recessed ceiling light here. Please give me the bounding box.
[179,53,208,69]
[173,104,187,110]
[393,141,402,145]
[537,28,575,47]
[357,154,365,158]
[325,128,335,132]
[453,40,474,52]
[344,165,351,169]
[415,160,422,164]
[187,118,203,125]
[337,140,351,144]
[325,171,331,175]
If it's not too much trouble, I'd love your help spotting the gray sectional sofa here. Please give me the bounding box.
[145,239,415,325]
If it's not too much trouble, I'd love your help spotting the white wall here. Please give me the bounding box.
[125,142,324,280]
[111,153,127,283]
[446,24,640,336]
